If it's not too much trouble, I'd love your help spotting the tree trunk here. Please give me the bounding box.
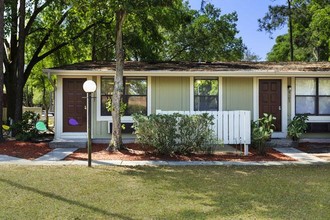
[13,0,26,136]
[41,76,49,128]
[288,0,294,61]
[92,26,97,61]
[107,9,126,152]
[5,0,18,121]
[4,76,17,120]
[0,0,4,141]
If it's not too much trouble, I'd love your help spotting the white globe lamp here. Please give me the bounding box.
[83,80,96,93]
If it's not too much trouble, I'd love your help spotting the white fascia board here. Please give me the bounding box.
[44,69,330,77]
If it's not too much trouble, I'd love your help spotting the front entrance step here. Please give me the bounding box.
[300,138,330,144]
[49,139,87,149]
[265,138,297,148]
[265,138,330,148]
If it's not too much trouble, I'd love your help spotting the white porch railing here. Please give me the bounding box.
[156,110,251,155]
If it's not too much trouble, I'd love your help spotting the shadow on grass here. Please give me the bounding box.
[116,165,330,219]
[0,177,134,220]
[117,166,264,218]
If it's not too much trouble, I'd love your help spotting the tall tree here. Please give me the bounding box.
[88,1,245,62]
[14,0,26,129]
[258,0,295,61]
[107,9,126,151]
[107,0,179,151]
[243,48,261,61]
[266,0,330,61]
[166,3,245,61]
[200,0,209,12]
[266,34,291,61]
[287,0,294,61]
[0,0,4,141]
[308,0,330,60]
[3,0,104,128]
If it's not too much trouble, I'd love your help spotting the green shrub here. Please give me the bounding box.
[287,115,308,141]
[177,113,217,154]
[251,113,276,155]
[133,113,219,155]
[11,111,40,141]
[133,114,178,155]
[258,113,276,135]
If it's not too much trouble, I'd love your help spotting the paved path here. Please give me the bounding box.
[34,148,79,161]
[0,147,328,166]
[274,147,327,164]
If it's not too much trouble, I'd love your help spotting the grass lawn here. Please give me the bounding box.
[0,165,329,219]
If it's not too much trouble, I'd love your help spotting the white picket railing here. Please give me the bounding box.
[156,110,251,155]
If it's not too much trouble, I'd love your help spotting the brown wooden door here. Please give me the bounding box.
[63,78,87,132]
[259,79,281,131]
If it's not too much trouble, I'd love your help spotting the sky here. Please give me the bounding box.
[187,0,288,60]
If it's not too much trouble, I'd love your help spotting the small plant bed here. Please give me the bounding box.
[0,140,52,160]
[65,143,296,162]
[0,141,296,161]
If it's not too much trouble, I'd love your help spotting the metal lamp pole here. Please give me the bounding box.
[87,91,92,167]
[83,80,96,167]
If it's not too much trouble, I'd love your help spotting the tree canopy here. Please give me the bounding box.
[260,0,330,61]
[164,3,245,61]
[1,0,246,135]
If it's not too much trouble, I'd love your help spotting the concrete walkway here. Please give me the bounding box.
[274,148,327,164]
[0,147,328,166]
[34,148,79,161]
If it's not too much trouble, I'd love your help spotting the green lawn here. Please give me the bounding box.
[0,165,329,219]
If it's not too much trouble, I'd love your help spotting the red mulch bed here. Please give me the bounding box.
[65,143,296,162]
[0,140,53,160]
[0,141,296,161]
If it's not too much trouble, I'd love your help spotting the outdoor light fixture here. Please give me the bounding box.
[83,80,97,93]
[83,80,96,167]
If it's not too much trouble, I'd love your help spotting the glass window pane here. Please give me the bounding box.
[125,78,147,95]
[319,78,330,95]
[296,96,315,114]
[125,96,147,115]
[194,96,218,111]
[319,97,330,114]
[194,78,218,111]
[296,78,316,95]
[101,77,148,116]
[101,96,111,116]
[194,79,218,96]
[101,77,114,95]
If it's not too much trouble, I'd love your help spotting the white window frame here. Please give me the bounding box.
[190,76,222,111]
[96,76,151,123]
[291,77,330,123]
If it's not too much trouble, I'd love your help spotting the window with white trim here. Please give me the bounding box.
[295,78,330,115]
[101,77,147,116]
[194,78,219,111]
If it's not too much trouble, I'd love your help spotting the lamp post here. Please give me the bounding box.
[83,80,96,167]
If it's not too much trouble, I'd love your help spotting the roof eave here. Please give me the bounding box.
[43,69,330,77]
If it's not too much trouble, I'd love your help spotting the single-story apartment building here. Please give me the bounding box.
[44,61,330,142]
